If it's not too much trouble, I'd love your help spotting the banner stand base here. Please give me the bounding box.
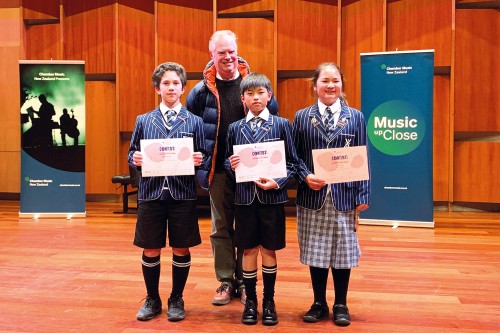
[360,218,434,228]
[18,212,86,219]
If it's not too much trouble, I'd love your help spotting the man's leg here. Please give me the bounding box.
[210,172,237,304]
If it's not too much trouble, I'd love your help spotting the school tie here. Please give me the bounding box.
[324,107,335,135]
[165,110,176,129]
[250,117,262,137]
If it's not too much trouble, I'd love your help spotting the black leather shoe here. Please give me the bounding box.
[303,301,329,323]
[333,304,351,326]
[262,299,278,326]
[241,299,258,325]
[167,296,185,322]
[136,296,162,321]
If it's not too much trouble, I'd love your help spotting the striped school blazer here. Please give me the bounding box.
[224,115,299,205]
[128,106,207,201]
[293,102,370,211]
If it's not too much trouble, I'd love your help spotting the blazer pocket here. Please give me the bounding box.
[180,132,194,138]
[262,138,280,142]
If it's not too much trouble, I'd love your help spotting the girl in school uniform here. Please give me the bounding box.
[292,62,370,326]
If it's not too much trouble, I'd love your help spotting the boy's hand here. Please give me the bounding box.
[254,177,278,190]
[229,155,240,170]
[193,152,203,166]
[132,151,143,166]
[305,174,327,191]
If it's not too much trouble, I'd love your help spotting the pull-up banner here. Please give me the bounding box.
[360,50,434,227]
[19,60,86,218]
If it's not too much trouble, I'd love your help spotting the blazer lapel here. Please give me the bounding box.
[151,108,170,138]
[308,104,330,141]
[241,119,255,143]
[167,107,188,137]
[253,116,273,142]
[328,104,351,141]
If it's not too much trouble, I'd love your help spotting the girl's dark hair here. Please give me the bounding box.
[312,62,348,105]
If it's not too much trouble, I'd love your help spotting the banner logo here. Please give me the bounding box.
[367,100,425,156]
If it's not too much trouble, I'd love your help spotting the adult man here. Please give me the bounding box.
[187,30,278,305]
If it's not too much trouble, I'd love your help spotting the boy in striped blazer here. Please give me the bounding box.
[225,73,299,326]
[128,62,206,323]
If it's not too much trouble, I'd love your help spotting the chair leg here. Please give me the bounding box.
[122,185,129,213]
[113,185,136,214]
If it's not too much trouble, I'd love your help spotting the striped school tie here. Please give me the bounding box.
[324,107,335,135]
[165,110,176,129]
[251,117,262,138]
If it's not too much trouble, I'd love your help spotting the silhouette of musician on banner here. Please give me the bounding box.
[22,93,80,148]
[60,108,79,146]
[23,94,58,148]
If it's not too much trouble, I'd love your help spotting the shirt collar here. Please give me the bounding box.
[159,103,182,115]
[246,108,270,123]
[318,99,341,117]
[216,70,240,81]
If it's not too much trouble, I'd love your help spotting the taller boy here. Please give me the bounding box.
[129,62,206,322]
[187,30,278,305]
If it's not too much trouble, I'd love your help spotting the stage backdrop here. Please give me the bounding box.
[19,60,86,218]
[360,50,434,227]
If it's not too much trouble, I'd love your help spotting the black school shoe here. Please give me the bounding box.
[136,296,162,321]
[333,304,351,326]
[241,299,258,325]
[262,299,278,326]
[167,296,185,322]
[303,301,329,322]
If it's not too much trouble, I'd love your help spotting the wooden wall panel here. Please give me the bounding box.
[117,1,155,132]
[0,152,20,192]
[277,0,338,70]
[217,0,274,13]
[341,0,385,110]
[22,0,59,20]
[0,46,20,152]
[217,17,275,89]
[63,0,115,74]
[0,5,22,193]
[157,1,213,72]
[454,9,499,131]
[453,142,500,203]
[85,81,118,194]
[25,24,62,60]
[119,140,130,174]
[276,78,315,122]
[387,0,452,67]
[433,76,451,201]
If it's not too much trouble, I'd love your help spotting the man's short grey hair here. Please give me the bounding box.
[209,30,238,52]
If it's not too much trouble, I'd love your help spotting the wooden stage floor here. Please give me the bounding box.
[0,200,499,332]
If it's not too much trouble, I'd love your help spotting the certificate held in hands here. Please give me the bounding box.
[233,140,287,183]
[140,138,194,177]
[312,146,369,184]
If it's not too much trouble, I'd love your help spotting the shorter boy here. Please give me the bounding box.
[128,62,206,322]
[225,73,299,326]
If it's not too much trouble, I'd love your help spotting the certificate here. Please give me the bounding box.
[233,140,287,183]
[140,138,194,177]
[312,146,369,184]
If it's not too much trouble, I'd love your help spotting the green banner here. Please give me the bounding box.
[360,51,434,227]
[19,60,86,218]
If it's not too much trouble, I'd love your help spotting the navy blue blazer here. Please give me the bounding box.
[224,115,298,205]
[128,106,207,201]
[293,102,370,211]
